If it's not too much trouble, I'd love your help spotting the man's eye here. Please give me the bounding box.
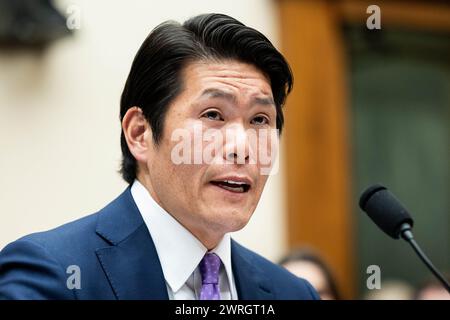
[202,111,224,121]
[251,115,270,125]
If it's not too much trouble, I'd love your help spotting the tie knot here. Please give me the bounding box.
[199,253,221,285]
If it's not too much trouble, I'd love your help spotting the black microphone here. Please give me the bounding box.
[359,184,450,294]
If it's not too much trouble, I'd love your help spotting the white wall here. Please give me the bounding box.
[0,0,287,262]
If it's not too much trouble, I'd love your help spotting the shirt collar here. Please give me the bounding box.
[130,179,233,293]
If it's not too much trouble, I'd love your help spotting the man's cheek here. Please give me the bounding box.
[174,164,203,186]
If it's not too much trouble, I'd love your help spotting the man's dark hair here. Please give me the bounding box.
[119,13,293,184]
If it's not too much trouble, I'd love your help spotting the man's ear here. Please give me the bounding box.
[122,107,153,163]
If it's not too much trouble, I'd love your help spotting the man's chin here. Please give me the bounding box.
[205,210,252,233]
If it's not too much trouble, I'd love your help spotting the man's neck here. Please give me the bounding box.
[135,175,225,250]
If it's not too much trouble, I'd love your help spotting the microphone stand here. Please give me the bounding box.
[399,223,450,294]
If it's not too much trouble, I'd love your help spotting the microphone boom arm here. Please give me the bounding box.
[400,223,450,293]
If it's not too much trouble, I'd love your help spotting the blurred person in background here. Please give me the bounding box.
[363,280,415,300]
[414,275,450,300]
[279,248,341,300]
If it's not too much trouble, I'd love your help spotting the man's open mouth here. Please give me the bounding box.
[210,180,251,193]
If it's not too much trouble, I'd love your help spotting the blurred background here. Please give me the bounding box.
[0,0,448,299]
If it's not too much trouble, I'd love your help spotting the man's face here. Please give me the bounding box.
[141,60,278,246]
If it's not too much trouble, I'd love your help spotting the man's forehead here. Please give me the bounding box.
[183,60,273,98]
[198,88,275,107]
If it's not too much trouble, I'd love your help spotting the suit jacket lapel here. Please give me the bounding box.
[93,188,275,300]
[231,240,275,300]
[95,188,168,300]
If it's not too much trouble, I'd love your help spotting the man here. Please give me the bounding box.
[0,13,319,300]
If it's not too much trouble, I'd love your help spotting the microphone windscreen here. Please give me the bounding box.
[359,184,414,239]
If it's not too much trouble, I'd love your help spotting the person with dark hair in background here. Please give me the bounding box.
[279,248,340,300]
[0,14,319,300]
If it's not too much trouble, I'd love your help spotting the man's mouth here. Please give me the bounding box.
[210,179,251,193]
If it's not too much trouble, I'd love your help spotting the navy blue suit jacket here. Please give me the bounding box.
[0,188,319,300]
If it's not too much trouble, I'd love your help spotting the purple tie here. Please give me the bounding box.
[199,253,221,300]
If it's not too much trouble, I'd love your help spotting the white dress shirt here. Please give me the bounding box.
[131,179,238,300]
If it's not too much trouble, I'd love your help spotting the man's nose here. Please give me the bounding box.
[222,123,252,165]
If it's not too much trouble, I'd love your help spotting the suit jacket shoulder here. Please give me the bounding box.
[0,188,141,300]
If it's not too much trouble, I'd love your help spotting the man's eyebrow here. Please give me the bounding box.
[200,88,237,104]
[199,88,275,107]
[253,96,275,107]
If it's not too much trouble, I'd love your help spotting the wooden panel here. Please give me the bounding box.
[278,0,355,299]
